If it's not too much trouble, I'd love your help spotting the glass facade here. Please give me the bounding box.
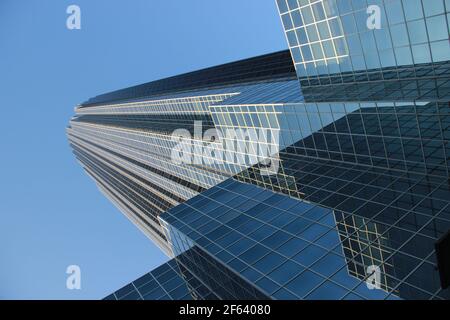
[67,51,298,256]
[277,0,450,84]
[104,257,213,300]
[160,179,402,300]
[68,0,450,300]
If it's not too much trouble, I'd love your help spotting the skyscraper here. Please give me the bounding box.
[69,0,450,300]
[67,50,298,256]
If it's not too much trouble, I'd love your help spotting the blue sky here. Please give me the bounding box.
[0,0,287,299]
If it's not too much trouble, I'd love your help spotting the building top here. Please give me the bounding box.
[80,50,297,108]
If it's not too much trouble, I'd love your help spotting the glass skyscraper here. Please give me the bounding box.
[68,0,450,300]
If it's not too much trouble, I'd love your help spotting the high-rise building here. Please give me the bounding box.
[67,50,298,256]
[68,0,450,300]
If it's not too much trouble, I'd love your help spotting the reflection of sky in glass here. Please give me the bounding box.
[277,0,450,78]
[278,0,349,76]
[160,179,404,299]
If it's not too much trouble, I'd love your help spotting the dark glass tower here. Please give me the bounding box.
[68,0,450,300]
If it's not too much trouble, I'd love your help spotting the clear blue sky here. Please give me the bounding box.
[0,0,287,299]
